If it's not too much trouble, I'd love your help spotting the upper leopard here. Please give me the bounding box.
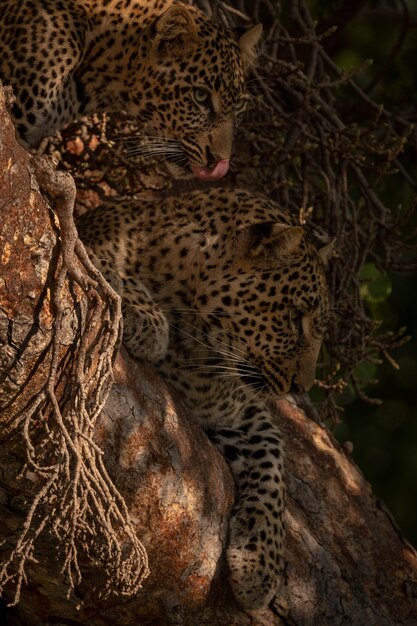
[0,0,261,181]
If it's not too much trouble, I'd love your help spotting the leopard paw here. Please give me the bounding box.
[123,304,169,363]
[226,508,283,610]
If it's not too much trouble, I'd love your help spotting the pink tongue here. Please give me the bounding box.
[191,159,230,181]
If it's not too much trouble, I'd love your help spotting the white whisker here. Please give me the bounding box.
[169,321,252,369]
[178,318,249,359]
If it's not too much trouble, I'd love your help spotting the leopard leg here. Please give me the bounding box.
[87,249,169,362]
[207,404,285,610]
[121,280,169,362]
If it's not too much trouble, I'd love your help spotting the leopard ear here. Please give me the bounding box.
[238,24,262,70]
[248,223,304,258]
[318,238,336,266]
[152,5,198,59]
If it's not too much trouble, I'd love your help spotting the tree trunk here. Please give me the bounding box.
[1,83,416,626]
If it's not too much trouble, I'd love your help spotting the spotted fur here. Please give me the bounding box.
[78,188,330,609]
[0,0,261,179]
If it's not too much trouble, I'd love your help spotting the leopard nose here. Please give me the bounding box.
[206,146,230,165]
[289,377,306,395]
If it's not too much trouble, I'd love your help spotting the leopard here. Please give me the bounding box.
[78,187,332,610]
[0,0,261,181]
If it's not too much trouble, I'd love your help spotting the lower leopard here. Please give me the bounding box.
[78,188,331,609]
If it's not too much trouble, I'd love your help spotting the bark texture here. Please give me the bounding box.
[0,84,417,626]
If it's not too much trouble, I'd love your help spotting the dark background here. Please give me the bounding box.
[308,0,417,545]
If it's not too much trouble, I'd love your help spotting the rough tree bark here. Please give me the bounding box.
[0,84,416,626]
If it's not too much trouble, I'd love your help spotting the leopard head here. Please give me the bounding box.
[130,4,262,181]
[189,192,332,396]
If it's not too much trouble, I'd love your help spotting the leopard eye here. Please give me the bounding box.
[194,87,211,106]
[235,98,248,115]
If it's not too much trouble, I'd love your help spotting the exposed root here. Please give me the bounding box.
[0,156,149,606]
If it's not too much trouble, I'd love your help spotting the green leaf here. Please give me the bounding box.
[360,263,392,304]
[354,362,377,382]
